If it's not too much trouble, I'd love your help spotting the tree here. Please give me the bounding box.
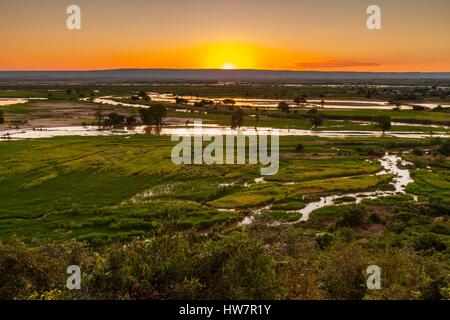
[433,105,445,112]
[310,113,323,128]
[412,105,426,111]
[254,108,260,129]
[194,100,214,108]
[438,142,450,156]
[277,102,290,113]
[94,106,104,126]
[175,97,189,105]
[138,91,151,102]
[375,115,392,135]
[0,111,4,124]
[337,206,365,228]
[125,116,136,126]
[223,99,236,105]
[139,104,167,126]
[295,143,304,153]
[104,113,125,126]
[293,97,306,105]
[231,109,245,129]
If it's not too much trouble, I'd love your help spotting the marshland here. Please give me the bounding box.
[0,82,449,300]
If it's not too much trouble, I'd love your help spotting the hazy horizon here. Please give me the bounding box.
[2,68,450,73]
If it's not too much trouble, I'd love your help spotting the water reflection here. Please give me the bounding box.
[1,124,449,141]
[237,154,416,228]
[0,98,47,106]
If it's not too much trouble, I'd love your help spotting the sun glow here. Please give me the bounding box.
[221,62,236,70]
[202,43,255,69]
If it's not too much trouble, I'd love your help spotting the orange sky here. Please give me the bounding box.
[1,0,449,71]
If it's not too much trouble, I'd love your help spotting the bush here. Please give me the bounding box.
[316,233,334,249]
[318,244,367,300]
[412,105,426,111]
[369,212,383,224]
[0,237,91,300]
[310,113,323,128]
[367,149,384,157]
[437,142,450,156]
[337,206,365,228]
[392,221,407,233]
[277,102,290,113]
[414,233,447,252]
[295,143,304,153]
[430,222,449,235]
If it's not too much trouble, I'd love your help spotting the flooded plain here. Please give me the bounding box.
[0,98,47,106]
[1,124,449,141]
[237,153,416,227]
[85,94,450,110]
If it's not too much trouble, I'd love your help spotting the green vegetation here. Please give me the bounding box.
[310,113,324,128]
[0,85,449,300]
[277,101,290,113]
[230,108,245,129]
[139,104,167,126]
[376,115,392,135]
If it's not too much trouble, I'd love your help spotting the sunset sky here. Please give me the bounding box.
[1,0,449,71]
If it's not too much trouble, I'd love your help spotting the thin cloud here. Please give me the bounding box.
[294,60,380,69]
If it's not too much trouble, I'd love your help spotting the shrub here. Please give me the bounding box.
[414,233,447,252]
[337,206,365,228]
[310,113,323,128]
[316,233,334,249]
[318,244,367,300]
[430,222,449,235]
[437,142,450,156]
[369,213,383,224]
[277,102,290,113]
[412,105,426,111]
[295,143,304,153]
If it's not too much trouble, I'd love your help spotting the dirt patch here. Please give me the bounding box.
[295,188,323,194]
[356,223,386,239]
[2,101,137,129]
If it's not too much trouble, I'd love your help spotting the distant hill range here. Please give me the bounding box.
[1,69,450,83]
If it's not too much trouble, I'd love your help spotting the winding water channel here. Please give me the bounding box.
[92,94,450,110]
[236,153,416,228]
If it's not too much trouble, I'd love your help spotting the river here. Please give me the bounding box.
[236,153,416,227]
[1,124,449,141]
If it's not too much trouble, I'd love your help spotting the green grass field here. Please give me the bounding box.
[1,86,449,300]
[1,133,447,245]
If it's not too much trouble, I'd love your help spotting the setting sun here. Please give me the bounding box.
[201,43,255,70]
[221,62,236,70]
